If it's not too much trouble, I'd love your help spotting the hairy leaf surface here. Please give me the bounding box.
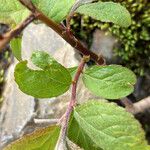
[76,2,131,27]
[68,100,148,150]
[31,0,75,23]
[4,125,60,150]
[10,38,22,61]
[15,51,72,98]
[0,0,29,26]
[82,65,136,99]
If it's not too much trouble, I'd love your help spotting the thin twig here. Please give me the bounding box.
[121,97,133,108]
[0,13,37,51]
[18,1,105,65]
[126,96,150,114]
[38,14,105,65]
[57,56,89,149]
[66,0,95,31]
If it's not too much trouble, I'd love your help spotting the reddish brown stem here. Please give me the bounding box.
[66,12,74,31]
[37,13,105,65]
[0,13,36,51]
[18,0,105,65]
[58,56,87,147]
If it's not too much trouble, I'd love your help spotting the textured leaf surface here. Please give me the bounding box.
[82,65,136,99]
[4,125,60,150]
[68,100,148,150]
[31,0,75,23]
[10,38,22,61]
[76,2,131,27]
[70,0,95,14]
[15,51,72,98]
[0,0,29,26]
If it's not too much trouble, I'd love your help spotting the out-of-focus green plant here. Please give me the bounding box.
[71,0,150,76]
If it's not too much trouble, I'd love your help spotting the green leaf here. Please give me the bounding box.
[82,65,136,99]
[68,115,102,150]
[0,0,29,26]
[15,51,72,98]
[31,51,61,70]
[68,100,148,150]
[10,38,22,61]
[76,2,131,27]
[31,0,75,23]
[4,125,60,150]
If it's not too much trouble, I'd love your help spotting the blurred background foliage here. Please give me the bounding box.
[71,0,150,76]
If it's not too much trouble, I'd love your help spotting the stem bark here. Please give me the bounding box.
[0,13,36,51]
[58,57,87,149]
